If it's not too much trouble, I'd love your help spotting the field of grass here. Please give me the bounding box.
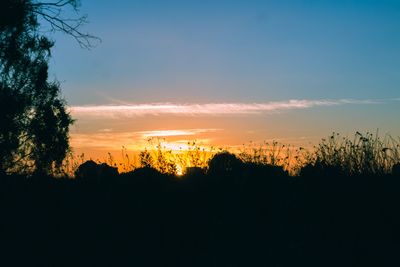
[1,132,400,266]
[60,132,400,177]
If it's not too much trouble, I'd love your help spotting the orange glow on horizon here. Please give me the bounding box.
[68,132,310,176]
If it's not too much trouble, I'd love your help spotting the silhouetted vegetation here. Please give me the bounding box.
[307,131,400,175]
[1,132,400,266]
[2,2,400,266]
[0,0,97,175]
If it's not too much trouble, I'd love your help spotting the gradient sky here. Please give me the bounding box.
[45,0,400,161]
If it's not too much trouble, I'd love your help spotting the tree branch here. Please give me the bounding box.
[29,1,101,49]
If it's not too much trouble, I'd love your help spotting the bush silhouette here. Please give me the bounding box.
[207,151,243,175]
[75,160,118,182]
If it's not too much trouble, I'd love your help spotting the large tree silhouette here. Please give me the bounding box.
[0,0,96,174]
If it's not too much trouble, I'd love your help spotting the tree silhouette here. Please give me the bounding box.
[0,0,96,174]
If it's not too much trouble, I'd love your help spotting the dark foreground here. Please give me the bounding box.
[1,166,400,267]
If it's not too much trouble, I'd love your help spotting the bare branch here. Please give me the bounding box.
[29,1,101,49]
[31,0,77,8]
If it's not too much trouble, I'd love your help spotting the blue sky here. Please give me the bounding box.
[50,0,400,103]
[44,0,400,158]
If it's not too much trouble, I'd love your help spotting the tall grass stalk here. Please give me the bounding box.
[307,131,400,175]
[59,131,400,177]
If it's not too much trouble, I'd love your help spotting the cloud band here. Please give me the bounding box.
[70,98,380,118]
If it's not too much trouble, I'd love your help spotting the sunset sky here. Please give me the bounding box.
[47,0,400,161]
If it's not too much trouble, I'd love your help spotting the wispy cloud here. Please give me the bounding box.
[70,99,381,118]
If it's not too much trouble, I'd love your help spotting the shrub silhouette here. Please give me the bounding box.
[207,151,243,175]
[75,160,118,182]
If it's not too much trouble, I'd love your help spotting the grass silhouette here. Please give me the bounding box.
[59,131,400,177]
[2,131,400,266]
[306,131,400,175]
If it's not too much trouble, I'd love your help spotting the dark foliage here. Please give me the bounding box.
[1,154,400,267]
[0,0,96,174]
[208,151,243,175]
[75,160,119,182]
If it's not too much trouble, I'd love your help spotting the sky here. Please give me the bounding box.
[46,0,400,161]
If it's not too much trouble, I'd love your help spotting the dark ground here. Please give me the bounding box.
[1,165,400,267]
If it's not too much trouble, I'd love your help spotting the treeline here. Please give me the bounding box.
[1,149,400,266]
